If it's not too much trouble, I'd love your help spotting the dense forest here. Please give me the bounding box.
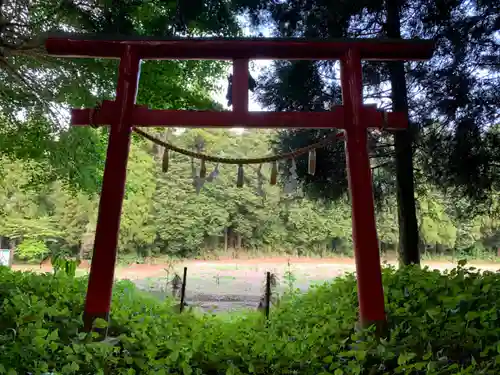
[1,126,500,263]
[0,0,498,263]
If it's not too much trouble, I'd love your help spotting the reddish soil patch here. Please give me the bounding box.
[116,264,168,279]
[113,257,500,279]
[79,260,91,269]
[112,257,356,279]
[13,259,91,274]
[204,256,356,265]
[12,257,500,280]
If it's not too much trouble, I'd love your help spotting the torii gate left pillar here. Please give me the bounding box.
[45,35,434,335]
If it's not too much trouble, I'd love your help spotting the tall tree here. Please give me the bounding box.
[386,0,420,265]
[0,0,238,192]
[232,0,499,264]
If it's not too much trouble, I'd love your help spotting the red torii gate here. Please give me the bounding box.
[45,34,434,332]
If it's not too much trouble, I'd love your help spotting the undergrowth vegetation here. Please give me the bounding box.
[1,262,500,374]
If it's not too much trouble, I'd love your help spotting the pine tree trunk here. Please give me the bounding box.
[385,0,420,265]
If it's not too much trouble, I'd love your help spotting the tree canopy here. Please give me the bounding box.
[233,0,499,206]
[0,0,238,192]
[231,0,498,265]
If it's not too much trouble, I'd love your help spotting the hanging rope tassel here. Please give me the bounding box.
[236,164,244,187]
[308,149,316,175]
[162,148,169,173]
[270,161,278,185]
[200,159,207,179]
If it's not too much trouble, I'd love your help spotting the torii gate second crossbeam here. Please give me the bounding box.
[45,34,434,334]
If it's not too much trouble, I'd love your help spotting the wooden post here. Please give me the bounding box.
[180,267,187,312]
[265,271,271,319]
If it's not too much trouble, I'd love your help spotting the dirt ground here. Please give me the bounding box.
[14,257,500,313]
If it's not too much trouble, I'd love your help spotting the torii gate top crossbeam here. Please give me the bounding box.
[45,33,434,61]
[45,33,434,130]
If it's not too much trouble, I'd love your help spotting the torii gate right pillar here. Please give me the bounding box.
[341,48,386,330]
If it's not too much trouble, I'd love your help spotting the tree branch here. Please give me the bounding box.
[371,162,391,170]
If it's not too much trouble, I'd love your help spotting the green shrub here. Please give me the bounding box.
[15,239,49,262]
[51,254,80,277]
[1,262,500,374]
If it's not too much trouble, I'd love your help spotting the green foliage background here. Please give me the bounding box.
[0,0,498,262]
[1,128,500,261]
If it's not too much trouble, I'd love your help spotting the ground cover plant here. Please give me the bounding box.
[0,261,499,374]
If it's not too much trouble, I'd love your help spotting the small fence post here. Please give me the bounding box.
[180,267,187,313]
[265,271,271,319]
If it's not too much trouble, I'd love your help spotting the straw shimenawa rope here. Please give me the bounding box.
[87,100,344,164]
[132,127,344,165]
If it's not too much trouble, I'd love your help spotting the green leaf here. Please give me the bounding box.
[398,352,416,365]
[70,362,80,371]
[35,328,49,337]
[248,363,255,373]
[355,350,366,361]
[47,329,59,341]
[93,318,108,329]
